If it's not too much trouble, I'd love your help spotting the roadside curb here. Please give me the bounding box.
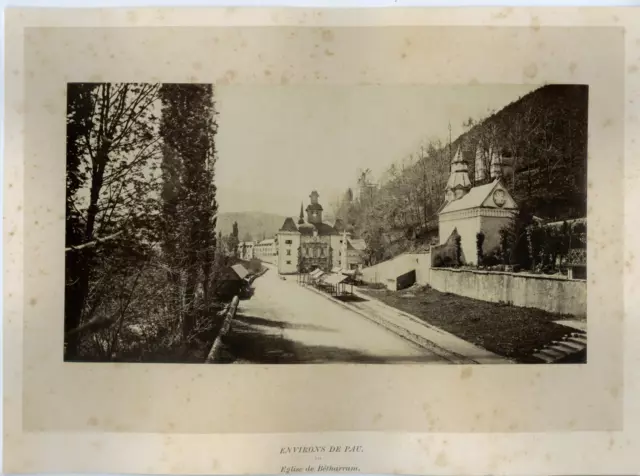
[302,284,487,364]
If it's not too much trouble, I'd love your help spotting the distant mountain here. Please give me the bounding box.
[216,211,289,242]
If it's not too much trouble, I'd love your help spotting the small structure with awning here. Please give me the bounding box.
[297,267,356,296]
[303,268,325,286]
[216,263,251,301]
[231,264,250,280]
[321,272,350,296]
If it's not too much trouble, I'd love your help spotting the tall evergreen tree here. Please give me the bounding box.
[159,84,218,341]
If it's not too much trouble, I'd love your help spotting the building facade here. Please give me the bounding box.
[437,147,518,265]
[237,241,255,261]
[341,237,367,271]
[254,238,278,265]
[276,191,365,275]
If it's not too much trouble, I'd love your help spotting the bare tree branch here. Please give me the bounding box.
[65,231,122,252]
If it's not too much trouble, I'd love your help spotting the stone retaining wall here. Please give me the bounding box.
[430,268,586,316]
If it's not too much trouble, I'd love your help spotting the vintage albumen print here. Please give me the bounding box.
[65,82,587,365]
[5,9,631,475]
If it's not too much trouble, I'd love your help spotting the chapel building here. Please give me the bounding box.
[436,146,518,265]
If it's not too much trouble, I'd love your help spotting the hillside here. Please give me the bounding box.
[333,84,589,264]
[216,211,288,242]
[451,84,588,220]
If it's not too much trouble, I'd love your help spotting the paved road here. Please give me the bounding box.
[222,266,449,363]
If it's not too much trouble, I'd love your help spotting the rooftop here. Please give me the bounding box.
[440,179,516,214]
[231,264,250,280]
[279,217,299,232]
[277,217,340,236]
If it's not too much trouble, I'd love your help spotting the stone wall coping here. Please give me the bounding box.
[432,266,587,282]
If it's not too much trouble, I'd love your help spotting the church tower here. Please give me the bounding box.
[306,190,323,224]
[444,147,472,202]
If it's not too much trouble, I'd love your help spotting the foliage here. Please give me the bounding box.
[476,232,485,265]
[64,82,222,362]
[499,228,511,265]
[330,85,587,263]
[454,235,462,265]
[296,246,304,273]
[482,251,501,267]
[224,221,240,257]
[159,83,219,341]
[246,258,265,274]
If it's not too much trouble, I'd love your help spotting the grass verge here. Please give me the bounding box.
[358,285,583,363]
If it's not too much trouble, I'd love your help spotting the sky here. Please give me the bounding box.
[214,84,540,217]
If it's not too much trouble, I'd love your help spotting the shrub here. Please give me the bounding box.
[499,228,510,264]
[573,222,587,235]
[482,251,501,267]
[476,232,485,264]
[247,258,264,274]
[454,235,462,265]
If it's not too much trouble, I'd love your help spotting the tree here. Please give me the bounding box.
[499,228,511,265]
[242,232,253,242]
[357,168,374,203]
[296,246,304,273]
[65,83,97,357]
[229,221,240,257]
[64,82,161,360]
[159,83,218,342]
[476,232,485,265]
[454,235,462,265]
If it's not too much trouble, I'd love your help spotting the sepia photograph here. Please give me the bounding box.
[6,9,631,474]
[64,82,588,365]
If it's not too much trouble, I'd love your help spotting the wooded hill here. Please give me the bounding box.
[332,84,589,264]
[452,84,588,221]
[217,211,288,242]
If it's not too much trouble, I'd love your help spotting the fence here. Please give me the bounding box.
[205,295,240,363]
[429,268,586,316]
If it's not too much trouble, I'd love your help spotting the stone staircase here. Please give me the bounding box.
[532,331,587,363]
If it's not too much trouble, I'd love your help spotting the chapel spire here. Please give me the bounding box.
[298,201,305,224]
[444,146,472,202]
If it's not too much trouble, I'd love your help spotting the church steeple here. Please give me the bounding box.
[306,190,323,224]
[298,202,305,224]
[444,147,472,202]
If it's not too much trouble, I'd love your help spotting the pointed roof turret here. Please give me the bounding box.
[279,217,300,233]
[445,147,472,201]
[298,202,305,224]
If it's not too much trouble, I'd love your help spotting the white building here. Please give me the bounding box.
[340,235,367,271]
[254,238,278,265]
[276,191,366,275]
[237,241,255,261]
[437,147,518,265]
